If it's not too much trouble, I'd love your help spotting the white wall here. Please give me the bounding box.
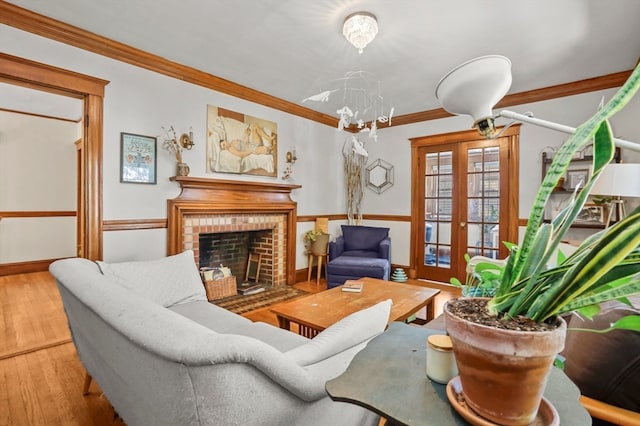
[3,23,639,269]
[0,111,78,262]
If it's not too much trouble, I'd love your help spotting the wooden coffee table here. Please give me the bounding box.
[270,277,439,338]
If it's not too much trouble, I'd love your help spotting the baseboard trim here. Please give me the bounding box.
[0,258,58,276]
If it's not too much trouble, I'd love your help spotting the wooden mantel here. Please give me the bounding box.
[169,176,301,201]
[167,176,302,285]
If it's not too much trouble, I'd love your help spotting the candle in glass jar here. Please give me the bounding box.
[426,334,457,384]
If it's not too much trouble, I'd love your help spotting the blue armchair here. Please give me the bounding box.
[326,225,391,288]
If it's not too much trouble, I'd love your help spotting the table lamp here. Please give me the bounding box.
[590,163,640,226]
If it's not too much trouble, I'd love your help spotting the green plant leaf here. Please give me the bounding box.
[575,304,601,320]
[610,315,640,332]
[569,315,640,333]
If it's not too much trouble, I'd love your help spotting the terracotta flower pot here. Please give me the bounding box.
[444,299,566,426]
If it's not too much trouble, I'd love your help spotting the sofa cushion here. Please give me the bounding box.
[169,300,251,331]
[561,300,640,412]
[96,250,206,308]
[342,225,389,252]
[285,299,392,366]
[169,301,308,351]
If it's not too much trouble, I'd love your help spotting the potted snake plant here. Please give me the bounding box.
[444,62,640,426]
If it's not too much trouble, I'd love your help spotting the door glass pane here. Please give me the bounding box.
[424,151,452,268]
[466,146,501,259]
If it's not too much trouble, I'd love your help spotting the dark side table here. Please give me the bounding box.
[326,322,591,426]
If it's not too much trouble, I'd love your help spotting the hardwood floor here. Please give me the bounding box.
[0,272,455,425]
[0,272,122,426]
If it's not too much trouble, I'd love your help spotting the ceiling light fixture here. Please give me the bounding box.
[343,12,378,54]
[435,55,640,152]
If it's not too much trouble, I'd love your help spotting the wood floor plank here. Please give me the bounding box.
[0,272,71,357]
[13,354,46,426]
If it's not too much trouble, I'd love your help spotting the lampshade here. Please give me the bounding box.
[590,163,640,197]
[343,12,378,54]
[435,55,512,136]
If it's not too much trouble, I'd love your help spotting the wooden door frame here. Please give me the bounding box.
[409,125,520,281]
[0,52,109,261]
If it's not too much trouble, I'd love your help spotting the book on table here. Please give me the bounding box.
[342,280,364,293]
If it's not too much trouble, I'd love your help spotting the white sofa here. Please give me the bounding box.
[50,250,389,426]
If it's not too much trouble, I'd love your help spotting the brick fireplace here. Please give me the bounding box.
[167,177,301,286]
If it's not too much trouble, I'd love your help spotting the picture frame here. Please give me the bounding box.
[566,169,589,190]
[206,105,278,177]
[574,204,605,225]
[120,132,157,184]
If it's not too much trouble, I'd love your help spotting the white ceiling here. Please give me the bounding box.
[3,0,640,124]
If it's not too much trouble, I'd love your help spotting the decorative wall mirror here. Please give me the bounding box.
[366,158,394,194]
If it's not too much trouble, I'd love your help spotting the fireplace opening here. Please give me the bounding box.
[199,229,275,288]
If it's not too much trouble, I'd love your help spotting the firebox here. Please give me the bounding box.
[199,229,273,286]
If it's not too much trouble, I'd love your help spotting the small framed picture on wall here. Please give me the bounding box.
[120,132,157,184]
[566,169,589,190]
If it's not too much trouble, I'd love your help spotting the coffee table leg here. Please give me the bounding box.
[277,316,291,331]
[425,298,435,322]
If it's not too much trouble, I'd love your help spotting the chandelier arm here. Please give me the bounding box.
[498,110,640,152]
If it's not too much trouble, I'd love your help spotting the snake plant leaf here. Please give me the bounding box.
[575,304,601,320]
[531,210,640,321]
[513,63,640,291]
[562,276,640,313]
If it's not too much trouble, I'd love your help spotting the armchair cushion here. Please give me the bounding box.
[342,225,389,252]
[96,250,206,308]
[285,299,392,366]
[326,256,390,280]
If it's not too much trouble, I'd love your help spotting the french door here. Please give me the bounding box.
[410,127,519,283]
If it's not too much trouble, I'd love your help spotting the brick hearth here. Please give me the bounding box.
[167,177,301,286]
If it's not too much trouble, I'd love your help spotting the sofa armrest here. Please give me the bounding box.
[579,395,640,425]
[329,236,345,260]
[378,238,391,261]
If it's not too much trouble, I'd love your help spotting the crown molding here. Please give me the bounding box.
[0,2,633,130]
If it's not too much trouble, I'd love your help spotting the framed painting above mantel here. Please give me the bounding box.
[206,105,278,177]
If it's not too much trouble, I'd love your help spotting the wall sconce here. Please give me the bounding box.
[282,146,297,181]
[286,146,297,164]
[162,126,195,153]
[177,127,195,150]
[162,126,195,176]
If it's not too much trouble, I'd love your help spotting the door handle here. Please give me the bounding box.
[460,222,466,228]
